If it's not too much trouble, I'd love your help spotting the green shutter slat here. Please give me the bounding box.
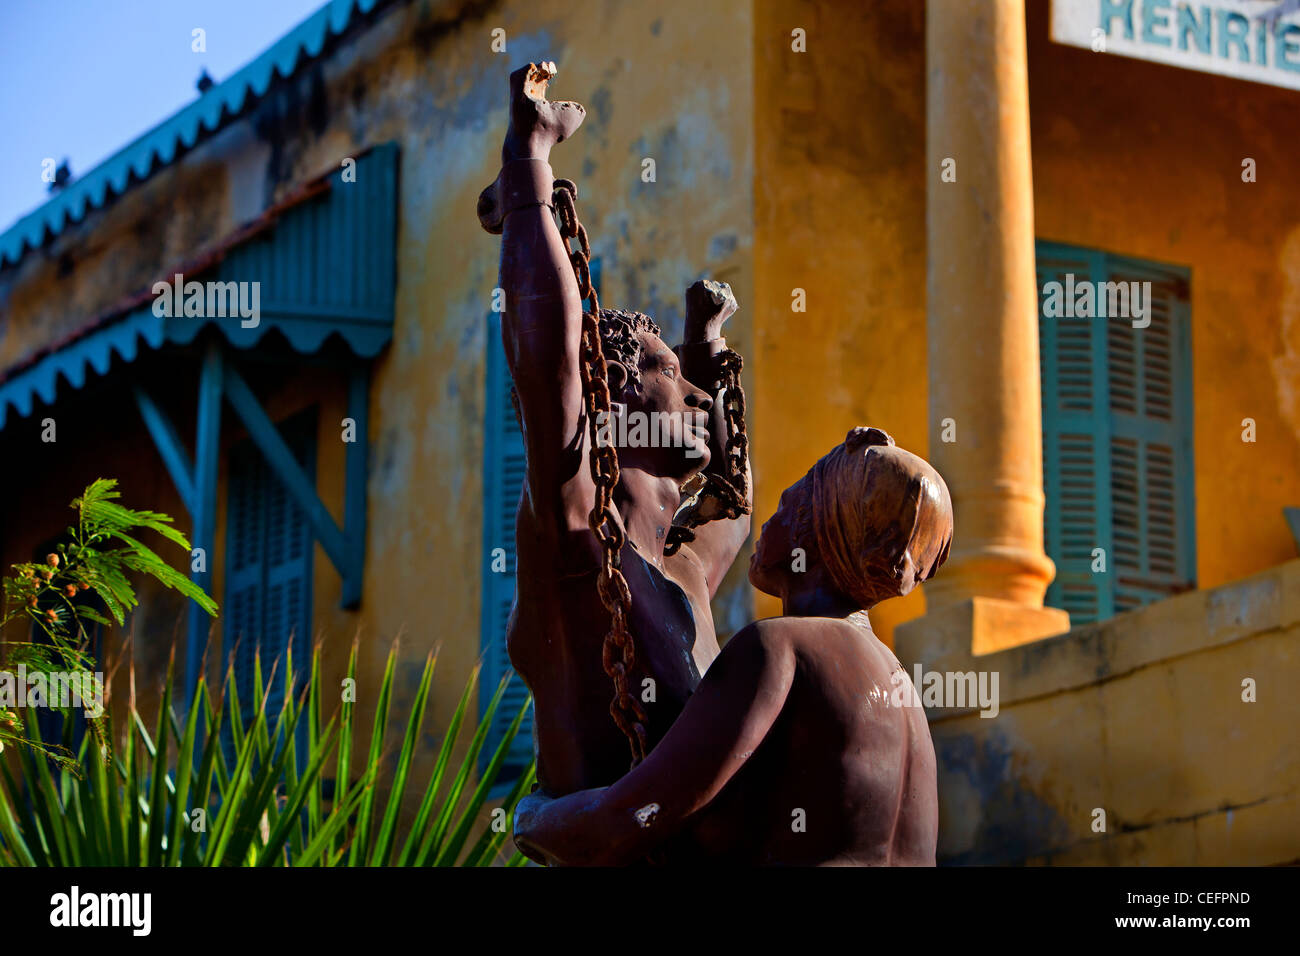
[226,411,316,754]
[1106,257,1195,605]
[1038,245,1112,624]
[1038,242,1195,626]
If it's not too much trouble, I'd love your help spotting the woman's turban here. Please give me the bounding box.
[804,427,953,607]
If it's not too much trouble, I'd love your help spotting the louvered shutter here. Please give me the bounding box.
[481,310,533,776]
[226,442,267,706]
[225,412,316,734]
[1038,246,1113,623]
[260,420,315,717]
[1105,256,1195,610]
[1037,242,1195,625]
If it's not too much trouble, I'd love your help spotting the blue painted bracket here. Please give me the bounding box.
[185,343,223,700]
[222,361,367,610]
[132,386,196,515]
[135,343,369,704]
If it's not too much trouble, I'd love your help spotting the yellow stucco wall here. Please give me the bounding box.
[751,0,1300,647]
[1025,0,1300,590]
[751,0,930,642]
[896,557,1300,865]
[1,0,755,824]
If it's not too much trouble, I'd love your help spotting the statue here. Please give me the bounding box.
[477,62,753,796]
[479,63,953,865]
[514,427,954,866]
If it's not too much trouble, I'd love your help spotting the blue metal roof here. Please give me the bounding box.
[0,0,385,271]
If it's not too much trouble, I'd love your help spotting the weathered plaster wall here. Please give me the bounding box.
[751,0,1300,648]
[751,0,929,644]
[897,558,1300,865]
[0,0,755,819]
[1025,0,1300,592]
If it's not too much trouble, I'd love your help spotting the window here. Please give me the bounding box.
[481,259,601,776]
[224,409,316,731]
[1037,242,1196,625]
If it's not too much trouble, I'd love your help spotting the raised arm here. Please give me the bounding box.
[479,63,597,553]
[670,280,753,596]
[513,621,793,866]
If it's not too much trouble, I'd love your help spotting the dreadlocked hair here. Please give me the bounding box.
[597,308,661,392]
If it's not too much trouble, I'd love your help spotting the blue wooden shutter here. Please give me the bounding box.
[226,440,267,704]
[1038,246,1113,623]
[481,310,532,775]
[226,411,316,727]
[1038,242,1195,625]
[1104,255,1196,610]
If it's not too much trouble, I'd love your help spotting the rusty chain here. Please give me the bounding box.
[715,348,751,515]
[548,173,752,767]
[551,177,649,768]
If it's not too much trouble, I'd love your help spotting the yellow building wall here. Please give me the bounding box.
[751,0,930,643]
[1025,0,1300,591]
[751,0,1300,647]
[1,0,755,829]
[896,557,1300,865]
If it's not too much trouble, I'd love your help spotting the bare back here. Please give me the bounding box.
[672,618,937,865]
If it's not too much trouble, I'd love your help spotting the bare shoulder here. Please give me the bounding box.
[740,615,862,647]
[738,615,899,680]
[725,616,814,659]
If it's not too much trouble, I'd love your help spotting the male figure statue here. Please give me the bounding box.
[478,62,751,795]
[514,428,953,866]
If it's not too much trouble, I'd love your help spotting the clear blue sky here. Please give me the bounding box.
[0,0,327,232]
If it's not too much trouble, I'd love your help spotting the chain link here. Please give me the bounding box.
[549,177,753,767]
[552,179,649,768]
[715,348,751,515]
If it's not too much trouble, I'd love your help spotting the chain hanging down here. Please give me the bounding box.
[551,177,649,768]
[663,347,752,556]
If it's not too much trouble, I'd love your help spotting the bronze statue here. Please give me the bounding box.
[478,62,752,795]
[479,63,952,866]
[514,428,954,866]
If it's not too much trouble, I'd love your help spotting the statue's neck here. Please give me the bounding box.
[781,570,869,619]
[612,468,684,569]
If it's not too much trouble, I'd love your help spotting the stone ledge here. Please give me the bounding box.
[895,558,1300,719]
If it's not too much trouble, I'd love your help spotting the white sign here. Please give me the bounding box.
[1051,0,1300,91]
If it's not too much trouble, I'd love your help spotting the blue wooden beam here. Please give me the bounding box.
[185,343,223,703]
[341,364,369,608]
[221,362,351,579]
[132,386,196,516]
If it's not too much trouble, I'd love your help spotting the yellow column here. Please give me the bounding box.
[898,0,1069,657]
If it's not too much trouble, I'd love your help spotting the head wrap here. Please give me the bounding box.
[802,427,953,607]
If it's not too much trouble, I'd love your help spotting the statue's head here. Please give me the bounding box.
[749,427,953,610]
[598,308,713,481]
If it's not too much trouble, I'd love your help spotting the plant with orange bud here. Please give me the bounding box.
[1,479,218,770]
